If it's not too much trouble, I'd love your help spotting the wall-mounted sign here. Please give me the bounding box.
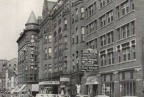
[86,76,98,85]
[39,81,60,85]
[82,65,98,71]
[27,42,36,47]
[60,77,70,82]
[81,48,98,71]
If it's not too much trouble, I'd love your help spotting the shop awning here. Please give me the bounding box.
[11,88,16,93]
[17,84,26,93]
[13,86,21,93]
[4,90,9,94]
[85,76,98,85]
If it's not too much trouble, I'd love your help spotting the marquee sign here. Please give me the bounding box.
[81,48,98,71]
[39,81,60,85]
[60,77,70,82]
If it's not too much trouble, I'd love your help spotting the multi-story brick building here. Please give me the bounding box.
[38,0,56,94]
[84,0,143,97]
[5,58,18,92]
[6,58,18,74]
[16,0,144,97]
[0,59,7,92]
[16,11,39,96]
[38,0,86,95]
[38,0,144,97]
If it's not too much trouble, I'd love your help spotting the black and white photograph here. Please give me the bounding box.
[0,0,143,97]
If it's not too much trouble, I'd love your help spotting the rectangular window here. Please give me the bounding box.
[76,28,79,44]
[99,0,106,8]
[126,24,130,37]
[44,48,47,60]
[81,7,84,19]
[131,21,135,35]
[72,33,74,44]
[44,35,47,44]
[117,28,121,40]
[100,51,106,66]
[107,31,114,44]
[86,25,89,35]
[118,51,121,62]
[58,19,61,24]
[94,20,97,30]
[131,40,136,59]
[122,43,130,61]
[64,19,68,30]
[101,73,114,97]
[107,10,113,24]
[100,35,106,46]
[89,5,94,16]
[107,48,114,65]
[121,1,129,16]
[86,8,88,17]
[48,34,52,43]
[130,0,134,10]
[94,2,97,11]
[107,0,112,4]
[122,24,130,39]
[48,47,52,59]
[81,26,85,41]
[30,34,35,43]
[119,71,135,96]
[116,6,120,18]
[89,40,95,49]
[122,26,126,38]
[89,22,94,33]
[72,14,74,23]
[54,47,57,58]
[75,9,78,21]
[54,22,57,28]
[99,0,103,8]
[64,36,67,49]
[100,15,106,27]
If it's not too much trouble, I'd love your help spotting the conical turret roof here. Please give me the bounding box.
[26,11,38,24]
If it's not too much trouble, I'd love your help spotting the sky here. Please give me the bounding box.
[0,0,57,60]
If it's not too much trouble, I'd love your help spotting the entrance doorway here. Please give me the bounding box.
[86,85,98,97]
[52,85,58,94]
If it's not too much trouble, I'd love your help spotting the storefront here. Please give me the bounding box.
[17,84,27,97]
[11,84,39,97]
[39,81,60,94]
[60,77,70,95]
[85,76,99,97]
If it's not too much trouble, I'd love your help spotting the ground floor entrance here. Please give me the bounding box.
[80,68,144,97]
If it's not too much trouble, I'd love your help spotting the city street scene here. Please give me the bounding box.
[0,0,144,97]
